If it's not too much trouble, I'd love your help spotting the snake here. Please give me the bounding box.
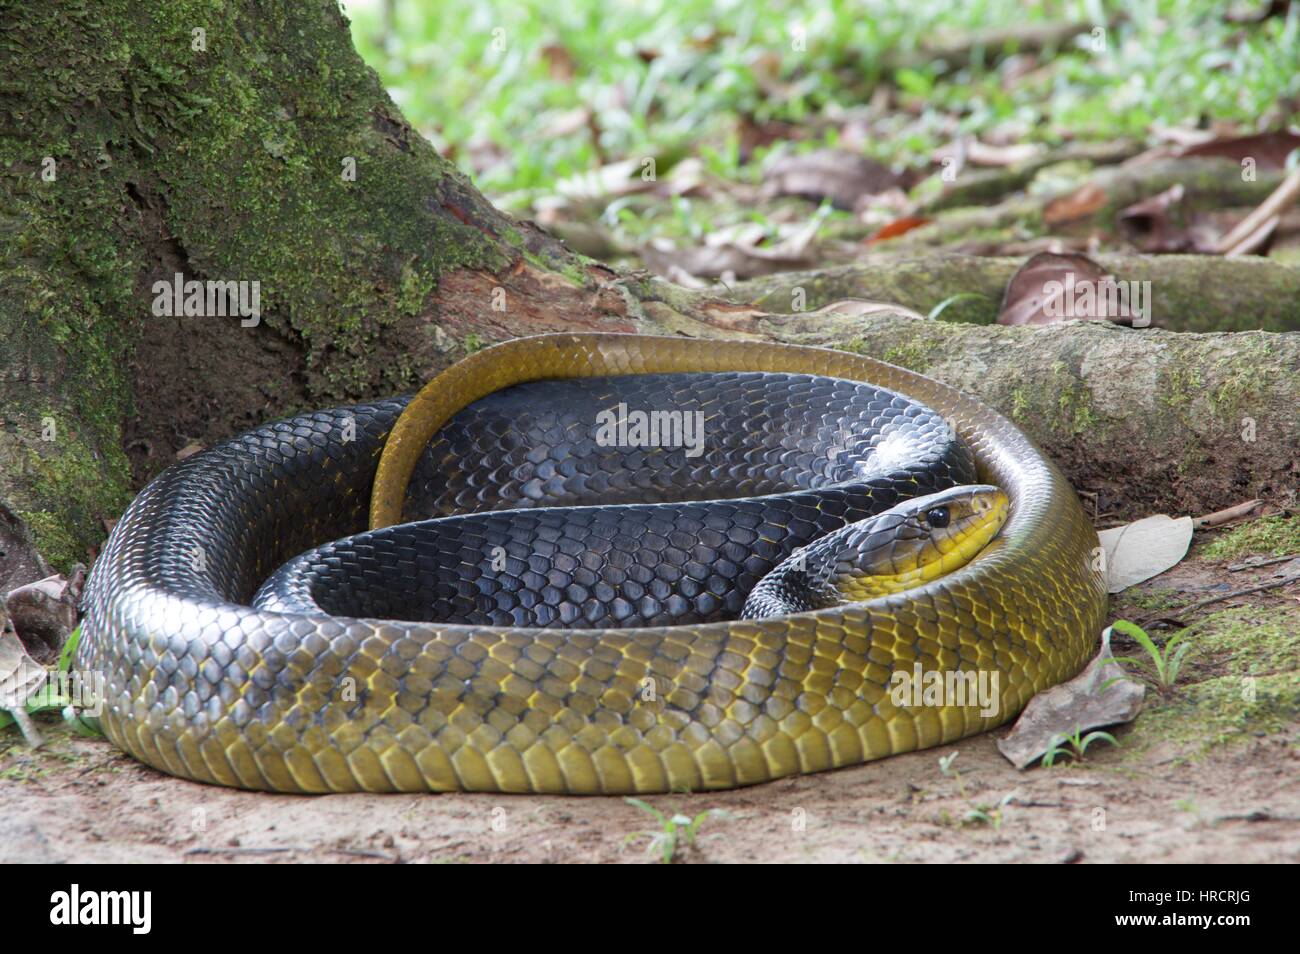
[77,333,1106,794]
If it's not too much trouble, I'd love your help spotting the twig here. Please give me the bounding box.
[1215,167,1300,254]
[1228,553,1300,572]
[184,846,296,857]
[1225,214,1280,257]
[1173,574,1300,616]
[1211,810,1300,825]
[1192,499,1262,529]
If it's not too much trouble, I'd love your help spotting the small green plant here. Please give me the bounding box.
[937,752,1015,829]
[624,798,730,863]
[964,792,1015,829]
[58,624,83,673]
[1106,619,1195,692]
[1,626,72,734]
[1040,727,1120,768]
[937,750,967,798]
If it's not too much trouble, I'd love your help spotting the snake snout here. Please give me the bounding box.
[741,484,1009,618]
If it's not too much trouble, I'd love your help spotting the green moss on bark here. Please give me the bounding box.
[1,1,517,563]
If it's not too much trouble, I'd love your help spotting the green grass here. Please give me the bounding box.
[1040,727,1120,767]
[346,0,1300,208]
[624,798,730,862]
[1107,619,1195,693]
[1201,515,1300,561]
[1122,605,1300,758]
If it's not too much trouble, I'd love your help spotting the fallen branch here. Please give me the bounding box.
[1170,573,1300,617]
[1192,499,1264,529]
[1224,214,1280,257]
[920,140,1140,212]
[920,154,1281,219]
[1216,167,1300,254]
[1228,554,1299,572]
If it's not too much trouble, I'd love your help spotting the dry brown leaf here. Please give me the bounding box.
[554,158,656,204]
[5,572,81,664]
[736,114,803,161]
[0,628,49,747]
[762,149,903,210]
[803,299,927,321]
[1097,515,1194,593]
[997,628,1145,769]
[538,106,593,140]
[997,251,1129,326]
[641,234,817,283]
[1149,124,1220,148]
[1115,184,1201,252]
[964,139,1044,167]
[642,215,824,283]
[865,215,932,244]
[1042,183,1108,226]
[1180,129,1300,170]
[539,43,577,80]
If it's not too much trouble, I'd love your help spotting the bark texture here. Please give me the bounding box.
[760,314,1300,520]
[739,254,1300,332]
[0,1,624,567]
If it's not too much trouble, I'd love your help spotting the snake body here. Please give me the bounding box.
[78,334,1106,793]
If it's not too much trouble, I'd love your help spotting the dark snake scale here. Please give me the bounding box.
[78,334,1107,793]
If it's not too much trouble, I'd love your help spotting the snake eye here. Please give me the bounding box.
[923,506,951,529]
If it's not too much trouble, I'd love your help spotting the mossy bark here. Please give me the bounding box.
[921,154,1280,217]
[796,315,1300,520]
[918,140,1140,213]
[738,254,1300,331]
[605,293,1300,518]
[0,0,623,569]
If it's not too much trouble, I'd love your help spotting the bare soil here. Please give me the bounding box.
[4,547,1297,864]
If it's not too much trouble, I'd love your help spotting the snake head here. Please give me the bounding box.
[742,485,1010,618]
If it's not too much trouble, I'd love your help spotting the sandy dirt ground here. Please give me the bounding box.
[4,550,1297,864]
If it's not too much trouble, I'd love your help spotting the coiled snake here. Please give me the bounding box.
[78,334,1106,793]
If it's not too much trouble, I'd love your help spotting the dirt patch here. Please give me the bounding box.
[4,545,1297,864]
[2,716,1293,864]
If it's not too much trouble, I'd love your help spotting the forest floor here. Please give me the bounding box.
[5,532,1296,864]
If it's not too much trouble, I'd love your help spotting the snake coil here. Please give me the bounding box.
[78,334,1106,793]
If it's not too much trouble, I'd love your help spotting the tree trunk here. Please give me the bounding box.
[1,0,629,568]
[0,2,1293,573]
